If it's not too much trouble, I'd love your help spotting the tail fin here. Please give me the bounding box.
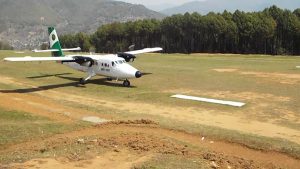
[48,27,64,57]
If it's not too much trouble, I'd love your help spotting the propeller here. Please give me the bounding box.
[128,44,135,51]
[62,56,94,67]
[117,44,136,62]
[117,53,136,62]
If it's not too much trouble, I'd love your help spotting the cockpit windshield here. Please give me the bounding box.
[116,60,125,64]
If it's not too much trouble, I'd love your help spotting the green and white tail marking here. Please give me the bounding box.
[48,27,64,57]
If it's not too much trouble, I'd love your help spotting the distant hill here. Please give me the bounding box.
[162,0,300,15]
[0,0,165,49]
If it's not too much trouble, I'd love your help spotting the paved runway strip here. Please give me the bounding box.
[171,94,246,107]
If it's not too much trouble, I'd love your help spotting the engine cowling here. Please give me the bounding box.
[117,53,136,62]
[73,56,94,67]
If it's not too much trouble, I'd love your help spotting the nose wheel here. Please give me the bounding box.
[79,78,86,85]
[123,80,130,87]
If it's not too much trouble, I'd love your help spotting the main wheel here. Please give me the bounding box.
[122,80,130,87]
[79,78,86,85]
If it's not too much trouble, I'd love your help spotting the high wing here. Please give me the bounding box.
[32,47,81,53]
[124,47,163,55]
[4,56,75,62]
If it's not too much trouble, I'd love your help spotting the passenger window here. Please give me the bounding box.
[112,62,115,66]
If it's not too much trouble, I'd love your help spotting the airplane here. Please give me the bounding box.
[4,27,163,87]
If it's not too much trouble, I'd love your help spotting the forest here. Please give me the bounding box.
[0,41,13,50]
[60,6,300,55]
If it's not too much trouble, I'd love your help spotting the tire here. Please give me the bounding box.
[79,78,86,85]
[123,80,130,87]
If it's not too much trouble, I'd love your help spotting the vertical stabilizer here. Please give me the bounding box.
[48,27,64,57]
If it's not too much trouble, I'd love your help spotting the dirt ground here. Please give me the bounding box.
[0,75,300,168]
[1,75,299,144]
[1,122,300,169]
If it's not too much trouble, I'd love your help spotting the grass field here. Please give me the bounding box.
[0,50,300,168]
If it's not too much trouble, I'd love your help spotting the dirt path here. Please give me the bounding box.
[7,150,153,169]
[0,75,112,123]
[0,75,300,168]
[43,89,300,144]
[1,123,300,169]
[0,75,299,144]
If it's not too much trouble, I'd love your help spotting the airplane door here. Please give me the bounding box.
[110,61,117,77]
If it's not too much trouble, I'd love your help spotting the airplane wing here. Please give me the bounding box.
[32,47,81,53]
[124,47,163,55]
[4,56,75,62]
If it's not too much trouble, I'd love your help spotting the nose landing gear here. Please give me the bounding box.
[122,79,130,87]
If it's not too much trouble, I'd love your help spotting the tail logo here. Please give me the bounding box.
[52,34,56,41]
[49,29,59,48]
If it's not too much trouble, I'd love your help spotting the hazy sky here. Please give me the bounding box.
[120,0,198,6]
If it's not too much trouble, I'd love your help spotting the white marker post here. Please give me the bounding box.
[171,94,246,107]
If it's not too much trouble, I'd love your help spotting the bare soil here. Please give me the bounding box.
[0,75,300,168]
[1,122,300,169]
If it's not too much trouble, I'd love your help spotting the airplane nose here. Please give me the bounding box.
[135,71,142,78]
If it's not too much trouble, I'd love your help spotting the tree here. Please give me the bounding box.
[65,6,300,55]
[0,41,13,50]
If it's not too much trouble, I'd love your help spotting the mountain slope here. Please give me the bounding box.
[0,0,164,49]
[162,0,300,15]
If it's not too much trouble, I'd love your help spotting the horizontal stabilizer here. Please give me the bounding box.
[4,56,74,62]
[62,47,81,51]
[32,47,81,53]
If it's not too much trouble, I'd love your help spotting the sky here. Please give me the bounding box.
[119,0,201,11]
[120,0,194,6]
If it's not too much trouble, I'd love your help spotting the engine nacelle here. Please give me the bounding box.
[117,53,136,62]
[73,56,94,67]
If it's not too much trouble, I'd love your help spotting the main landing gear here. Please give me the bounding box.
[79,69,95,85]
[122,79,130,87]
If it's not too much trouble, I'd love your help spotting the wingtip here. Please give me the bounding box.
[3,58,12,62]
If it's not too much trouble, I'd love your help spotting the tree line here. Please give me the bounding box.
[0,41,13,50]
[60,6,300,55]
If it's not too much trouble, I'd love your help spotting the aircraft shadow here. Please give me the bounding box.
[56,75,136,88]
[0,76,136,94]
[27,73,73,79]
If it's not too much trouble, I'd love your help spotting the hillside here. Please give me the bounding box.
[162,0,300,15]
[0,0,164,49]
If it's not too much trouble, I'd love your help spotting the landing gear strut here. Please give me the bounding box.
[123,80,130,87]
[79,68,96,85]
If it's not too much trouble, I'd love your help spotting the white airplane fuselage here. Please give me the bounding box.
[63,54,141,80]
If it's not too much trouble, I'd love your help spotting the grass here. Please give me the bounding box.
[0,108,85,147]
[0,50,300,161]
[134,154,209,169]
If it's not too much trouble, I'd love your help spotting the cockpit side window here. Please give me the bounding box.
[112,62,115,67]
